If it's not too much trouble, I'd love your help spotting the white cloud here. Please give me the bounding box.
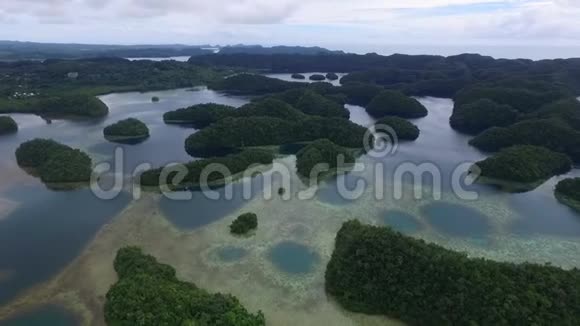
[0,0,578,50]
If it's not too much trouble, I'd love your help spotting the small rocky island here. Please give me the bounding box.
[230,213,258,235]
[0,116,18,135]
[103,118,150,144]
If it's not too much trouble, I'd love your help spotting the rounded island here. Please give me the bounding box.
[291,73,306,80]
[0,116,18,135]
[309,74,326,81]
[375,116,420,141]
[367,90,428,119]
[326,72,339,81]
[555,178,580,211]
[151,96,160,102]
[103,118,150,144]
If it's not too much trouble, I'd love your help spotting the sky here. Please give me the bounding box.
[0,0,579,58]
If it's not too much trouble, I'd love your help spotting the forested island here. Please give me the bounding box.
[473,145,572,190]
[295,139,355,179]
[140,149,274,189]
[105,247,265,325]
[15,138,92,184]
[325,220,580,325]
[309,74,326,81]
[230,213,258,235]
[366,90,428,119]
[375,116,420,141]
[555,178,580,211]
[291,73,306,80]
[0,116,17,135]
[103,118,150,144]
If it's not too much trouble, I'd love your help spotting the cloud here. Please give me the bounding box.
[0,0,578,49]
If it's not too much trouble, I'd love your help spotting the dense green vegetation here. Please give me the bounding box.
[338,83,384,107]
[237,98,305,120]
[0,58,227,118]
[291,73,306,80]
[469,119,580,162]
[326,73,339,81]
[164,99,305,129]
[151,96,160,102]
[474,145,572,184]
[296,139,355,179]
[555,178,580,210]
[15,138,92,183]
[104,118,150,143]
[190,53,580,100]
[309,74,326,81]
[294,90,349,118]
[163,103,235,128]
[105,246,265,325]
[366,90,428,119]
[523,98,580,130]
[0,116,18,135]
[230,213,258,235]
[0,94,109,118]
[140,149,274,189]
[454,85,570,113]
[209,74,302,95]
[326,220,580,325]
[375,116,420,140]
[184,116,368,157]
[450,99,518,134]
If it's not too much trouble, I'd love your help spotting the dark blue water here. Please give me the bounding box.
[421,202,492,239]
[0,305,78,326]
[268,241,320,275]
[0,187,130,305]
[381,210,422,234]
[159,174,266,230]
[510,189,580,237]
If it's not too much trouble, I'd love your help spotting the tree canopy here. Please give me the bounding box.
[103,118,150,143]
[469,119,580,162]
[184,116,368,157]
[163,103,235,128]
[15,138,92,183]
[295,139,355,179]
[105,246,265,326]
[309,74,326,81]
[375,116,420,141]
[291,73,306,80]
[325,220,580,325]
[0,116,18,135]
[450,98,518,134]
[474,145,572,184]
[326,73,339,81]
[555,178,580,211]
[230,213,258,235]
[209,74,302,95]
[140,149,274,189]
[366,90,428,119]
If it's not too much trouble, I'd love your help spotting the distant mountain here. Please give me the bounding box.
[0,41,344,61]
[218,45,344,55]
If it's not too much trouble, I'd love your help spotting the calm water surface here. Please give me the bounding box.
[1,88,580,322]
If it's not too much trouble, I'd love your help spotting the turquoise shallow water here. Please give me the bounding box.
[268,241,320,275]
[1,88,580,322]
